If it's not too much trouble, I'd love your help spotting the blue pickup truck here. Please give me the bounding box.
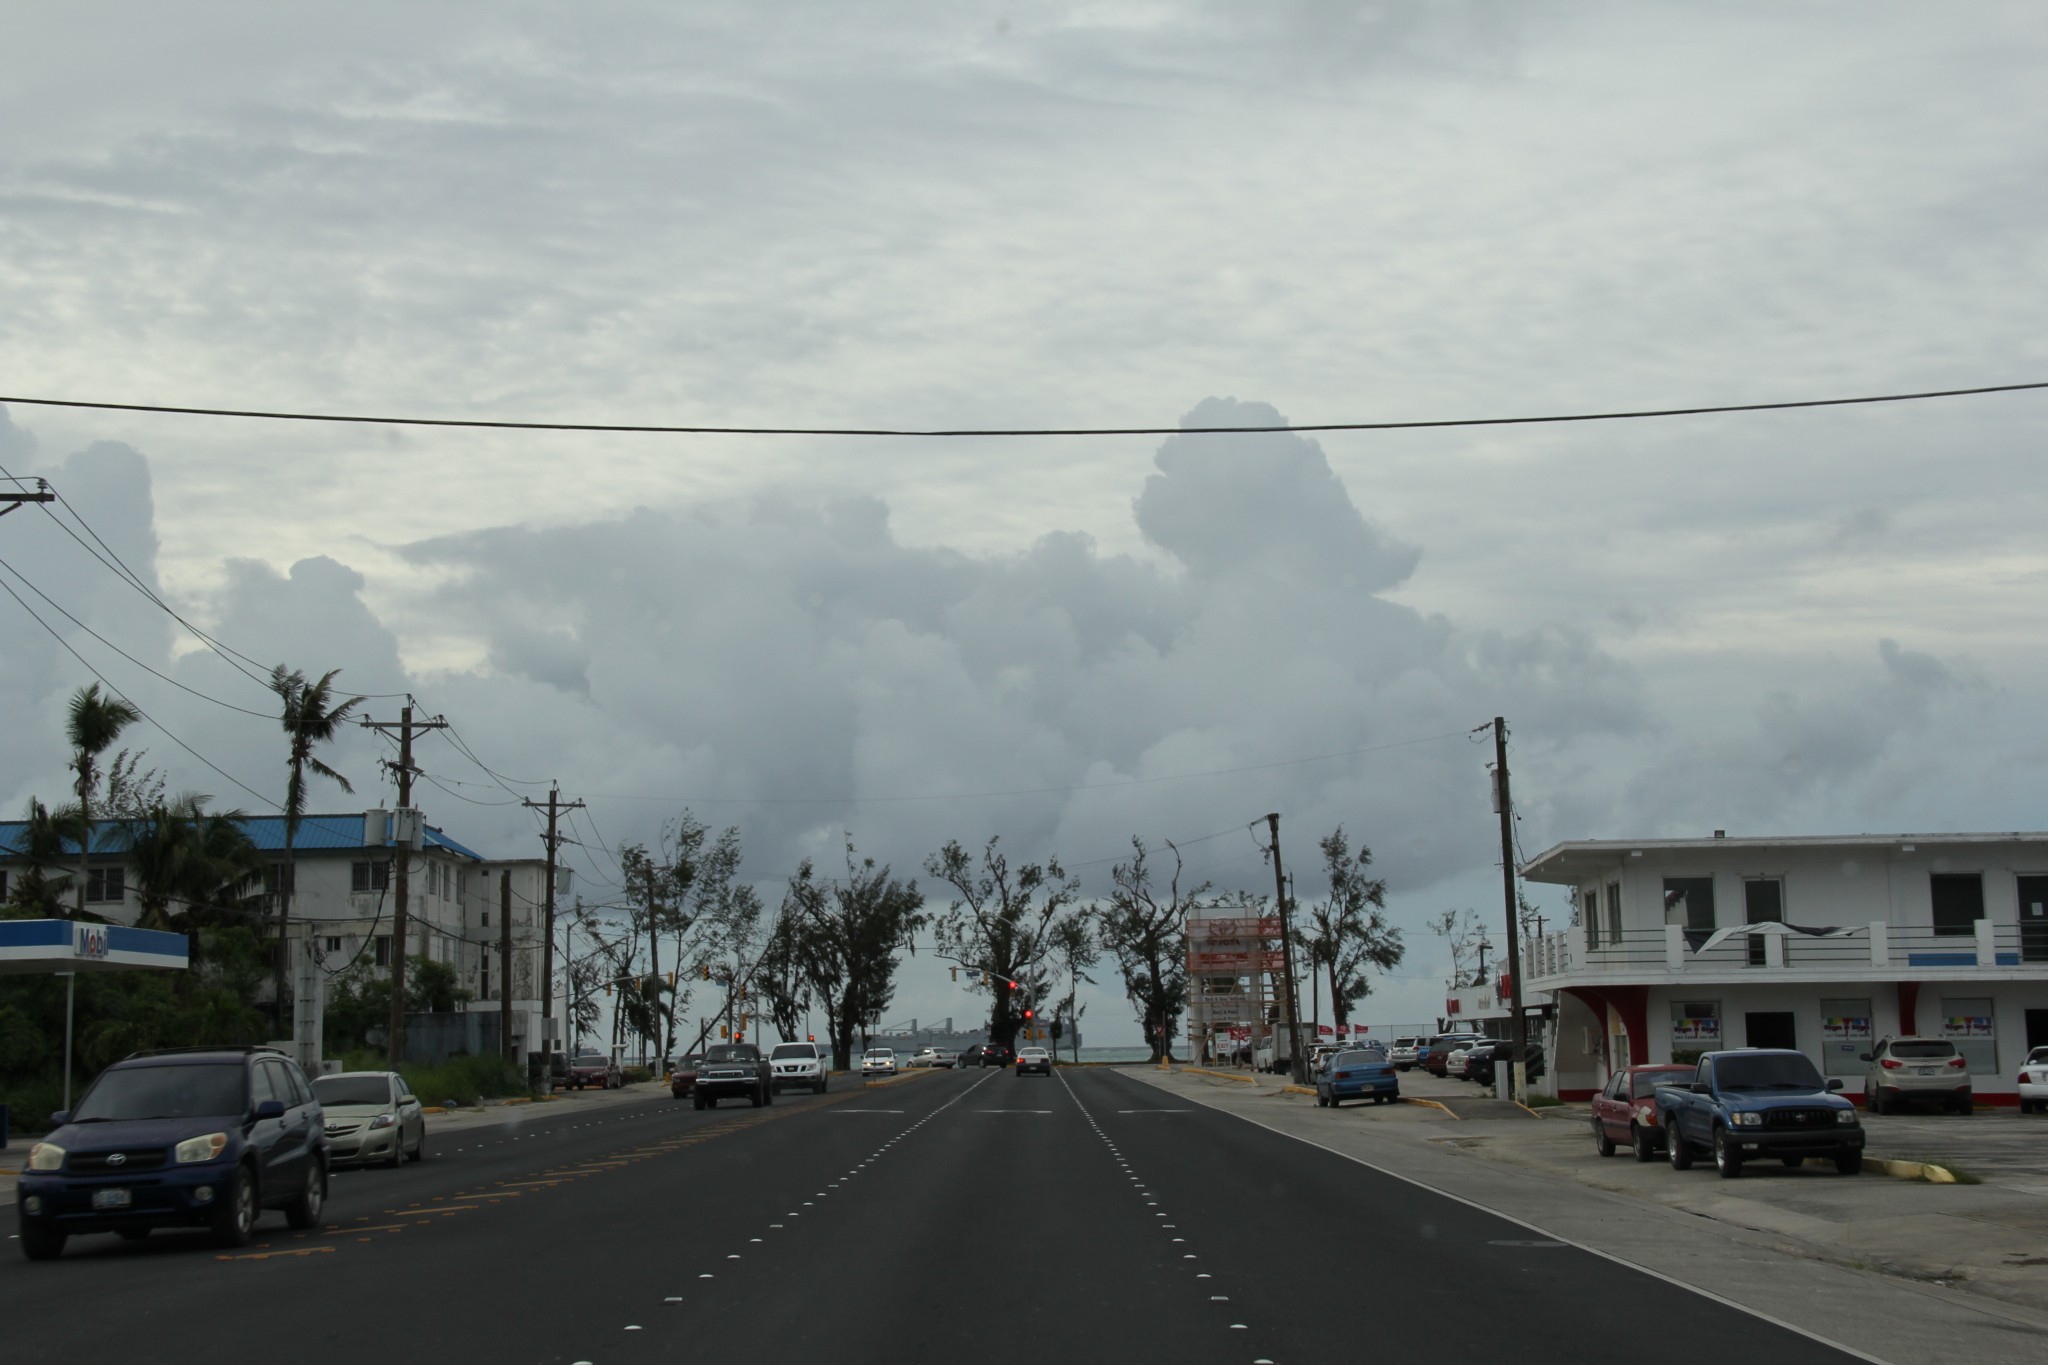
[1656,1049,1864,1179]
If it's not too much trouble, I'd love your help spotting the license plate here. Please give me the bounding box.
[1913,1067,1938,1075]
[92,1188,132,1210]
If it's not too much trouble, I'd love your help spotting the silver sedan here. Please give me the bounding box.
[312,1070,427,1168]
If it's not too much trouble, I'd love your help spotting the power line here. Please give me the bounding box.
[2,379,2040,438]
[578,729,1469,808]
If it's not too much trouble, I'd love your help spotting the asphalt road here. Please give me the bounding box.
[2,1066,1874,1364]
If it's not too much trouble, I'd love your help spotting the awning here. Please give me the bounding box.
[1688,921,1861,955]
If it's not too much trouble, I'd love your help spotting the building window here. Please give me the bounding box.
[373,935,391,967]
[1583,887,1601,949]
[1930,873,1983,937]
[480,911,490,928]
[1744,877,1783,966]
[1938,996,1996,1074]
[0,870,9,900]
[86,867,125,902]
[1664,877,1715,933]
[1605,881,1622,945]
[352,860,391,894]
[324,936,343,953]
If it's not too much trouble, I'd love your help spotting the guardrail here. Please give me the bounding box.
[1527,917,2046,982]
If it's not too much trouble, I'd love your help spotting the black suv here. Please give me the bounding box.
[957,1043,1016,1069]
[17,1046,331,1260]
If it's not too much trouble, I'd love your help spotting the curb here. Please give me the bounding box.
[1870,1156,1960,1183]
[1181,1067,1259,1086]
[1402,1096,1459,1118]
[1282,1084,1317,1097]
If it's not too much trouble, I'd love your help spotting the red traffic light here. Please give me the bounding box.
[1008,979,1018,990]
[1023,1008,1034,1021]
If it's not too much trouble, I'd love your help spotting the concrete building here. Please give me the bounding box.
[0,811,559,1058]
[1520,831,2048,1104]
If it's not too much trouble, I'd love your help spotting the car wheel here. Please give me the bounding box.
[1666,1119,1694,1171]
[817,1078,827,1094]
[286,1163,327,1229]
[693,1092,707,1110]
[1593,1120,1616,1158]
[1782,1156,1804,1168]
[211,1165,258,1248]
[1867,1091,1885,1117]
[1712,1127,1743,1180]
[384,1139,403,1169]
[751,1087,764,1108]
[1951,1093,1973,1115]
[18,1218,66,1261]
[408,1129,426,1164]
[1316,1093,1327,1107]
[1630,1124,1656,1162]
[1835,1150,1863,1176]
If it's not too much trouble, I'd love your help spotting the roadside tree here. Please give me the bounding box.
[1301,827,1404,1029]
[1101,838,1210,1064]
[780,840,926,1071]
[926,836,1091,1053]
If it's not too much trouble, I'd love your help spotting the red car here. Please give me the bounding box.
[1591,1064,1694,1161]
[567,1054,622,1090]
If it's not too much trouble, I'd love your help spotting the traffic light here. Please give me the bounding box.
[1008,979,1019,991]
[667,970,676,986]
[604,981,612,996]
[1023,1007,1035,1022]
[702,963,712,980]
[949,966,957,981]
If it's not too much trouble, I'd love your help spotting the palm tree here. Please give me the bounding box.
[67,683,141,919]
[4,798,83,917]
[269,665,364,1011]
[120,794,262,992]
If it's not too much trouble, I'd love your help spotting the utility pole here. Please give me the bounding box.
[0,481,55,519]
[523,785,583,1072]
[361,703,446,1069]
[1493,717,1530,1101]
[499,869,513,1065]
[1266,813,1308,1084]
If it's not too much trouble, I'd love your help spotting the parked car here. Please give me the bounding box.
[1445,1040,1489,1080]
[1660,1049,1863,1178]
[1591,1064,1694,1160]
[1388,1037,1424,1071]
[1464,1041,1545,1088]
[312,1070,426,1168]
[567,1053,622,1090]
[1860,1037,1972,1115]
[1421,1035,1486,1077]
[669,1053,703,1099]
[769,1041,828,1095]
[695,1043,772,1109]
[861,1047,899,1076]
[2019,1047,2048,1114]
[17,1045,330,1259]
[1315,1048,1400,1107]
[1015,1047,1053,1076]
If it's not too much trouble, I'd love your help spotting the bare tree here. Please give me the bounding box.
[1101,838,1210,1064]
[1427,908,1488,990]
[926,836,1091,1052]
[779,839,925,1071]
[1300,827,1405,1028]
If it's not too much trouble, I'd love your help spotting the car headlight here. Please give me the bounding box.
[1836,1109,1860,1126]
[369,1112,397,1129]
[1730,1111,1763,1127]
[27,1142,66,1172]
[174,1132,229,1164]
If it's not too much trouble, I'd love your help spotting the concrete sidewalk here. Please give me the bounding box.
[1125,1063,2048,1363]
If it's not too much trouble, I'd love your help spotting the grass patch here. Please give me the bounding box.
[401,1054,529,1107]
[1521,1093,1564,1109]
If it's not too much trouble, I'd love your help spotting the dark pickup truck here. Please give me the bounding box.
[693,1043,772,1109]
[1657,1049,1864,1178]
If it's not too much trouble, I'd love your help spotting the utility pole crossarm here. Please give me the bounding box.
[522,786,585,1070]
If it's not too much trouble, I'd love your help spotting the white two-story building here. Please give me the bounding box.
[1520,831,2048,1105]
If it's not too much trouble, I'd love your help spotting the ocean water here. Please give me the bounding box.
[1074,1046,1161,1063]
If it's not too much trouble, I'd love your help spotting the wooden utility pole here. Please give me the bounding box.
[362,704,446,1069]
[1266,813,1308,1084]
[523,785,583,1070]
[499,870,513,1064]
[1494,717,1530,1100]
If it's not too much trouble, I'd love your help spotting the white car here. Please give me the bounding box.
[1388,1037,1423,1071]
[1446,1042,1487,1080]
[1015,1047,1052,1076]
[769,1041,828,1095]
[908,1046,942,1068]
[860,1047,898,1076]
[2019,1046,2048,1114]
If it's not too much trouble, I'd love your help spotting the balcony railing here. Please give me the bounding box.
[1526,918,2044,984]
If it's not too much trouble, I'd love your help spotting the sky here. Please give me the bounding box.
[3,2,2044,1045]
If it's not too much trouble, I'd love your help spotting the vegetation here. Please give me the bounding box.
[1101,839,1208,1064]
[779,840,926,1070]
[927,836,1094,1053]
[267,664,363,1014]
[1300,828,1404,1028]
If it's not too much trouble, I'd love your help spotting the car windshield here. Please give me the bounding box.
[2030,1048,2048,1066]
[772,1044,815,1059]
[1715,1054,1824,1090]
[1632,1071,1691,1098]
[866,1049,894,1058]
[1887,1041,1957,1059]
[74,1062,247,1121]
[312,1076,392,1106]
[574,1056,610,1067]
[704,1045,759,1062]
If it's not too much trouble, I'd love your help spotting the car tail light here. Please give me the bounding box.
[1880,1058,1902,1070]
[1947,1057,1966,1070]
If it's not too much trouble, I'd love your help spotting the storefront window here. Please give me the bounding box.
[1819,998,1872,1076]
[1938,996,1997,1074]
[1670,999,1721,1065]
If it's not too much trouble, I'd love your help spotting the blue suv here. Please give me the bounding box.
[17,1046,330,1260]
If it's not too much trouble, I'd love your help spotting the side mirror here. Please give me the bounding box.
[1690,1082,1711,1094]
[1856,1053,1872,1062]
[253,1099,287,1120]
[1825,1078,1844,1092]
[49,1110,71,1127]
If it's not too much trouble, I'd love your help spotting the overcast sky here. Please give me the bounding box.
[3,2,2044,1044]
